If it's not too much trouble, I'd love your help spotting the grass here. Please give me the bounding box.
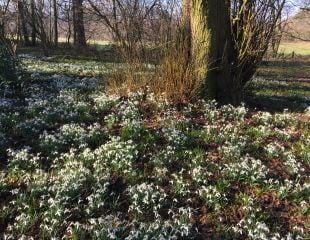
[245,79,310,112]
[254,49,310,111]
[20,54,119,78]
[255,57,310,109]
[258,59,310,80]
[58,37,111,46]
[278,41,310,56]
[17,41,118,63]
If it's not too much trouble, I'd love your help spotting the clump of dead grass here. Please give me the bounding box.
[107,34,202,103]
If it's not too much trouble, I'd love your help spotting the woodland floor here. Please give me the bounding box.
[0,48,309,239]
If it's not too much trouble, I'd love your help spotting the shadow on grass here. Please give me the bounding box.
[246,95,309,112]
[252,57,310,112]
[261,59,310,67]
[258,59,310,80]
[251,81,310,92]
[245,83,309,112]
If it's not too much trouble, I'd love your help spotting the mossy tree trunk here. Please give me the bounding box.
[183,0,285,105]
[189,0,242,105]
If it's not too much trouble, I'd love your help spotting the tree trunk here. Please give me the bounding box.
[30,0,36,46]
[0,8,4,38]
[0,10,5,38]
[72,0,86,48]
[17,0,30,46]
[190,0,241,105]
[65,2,71,45]
[0,24,4,38]
[53,0,58,47]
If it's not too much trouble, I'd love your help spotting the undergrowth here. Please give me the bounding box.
[0,56,309,239]
[108,35,201,103]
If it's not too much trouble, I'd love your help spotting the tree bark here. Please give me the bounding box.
[53,0,58,47]
[30,0,36,46]
[0,11,4,38]
[184,0,285,105]
[190,0,244,105]
[17,0,30,46]
[72,0,86,48]
[0,24,4,38]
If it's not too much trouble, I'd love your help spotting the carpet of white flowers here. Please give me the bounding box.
[0,55,309,239]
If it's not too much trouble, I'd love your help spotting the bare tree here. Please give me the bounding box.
[182,0,286,104]
[86,0,168,57]
[29,0,36,45]
[73,0,86,48]
[57,0,72,45]
[0,0,11,38]
[17,0,30,46]
[53,0,58,46]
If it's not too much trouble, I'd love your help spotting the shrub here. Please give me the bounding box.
[107,30,201,102]
[0,43,19,88]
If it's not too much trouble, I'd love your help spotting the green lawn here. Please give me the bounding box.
[257,59,310,79]
[279,41,310,56]
[254,55,310,111]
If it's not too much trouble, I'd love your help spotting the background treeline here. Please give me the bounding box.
[0,0,182,54]
[0,0,309,56]
[1,1,308,50]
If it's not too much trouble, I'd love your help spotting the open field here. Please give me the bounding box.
[0,49,309,239]
[278,41,310,56]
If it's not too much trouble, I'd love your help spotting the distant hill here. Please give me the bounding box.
[284,9,310,41]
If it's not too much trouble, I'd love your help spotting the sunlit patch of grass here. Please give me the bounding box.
[279,41,310,56]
